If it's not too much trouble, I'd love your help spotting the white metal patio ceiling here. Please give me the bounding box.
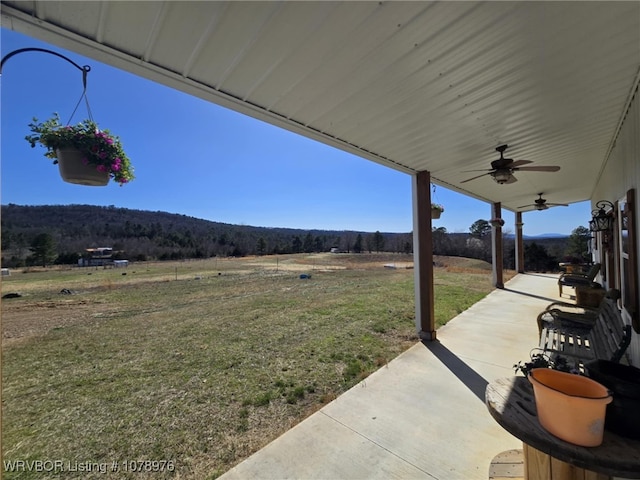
[2,1,639,212]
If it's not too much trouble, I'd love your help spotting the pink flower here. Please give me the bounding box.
[111,163,121,171]
[96,165,108,173]
[98,151,107,159]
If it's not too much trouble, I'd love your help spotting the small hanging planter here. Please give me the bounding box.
[56,148,109,186]
[25,113,134,186]
[431,203,444,219]
[489,218,505,228]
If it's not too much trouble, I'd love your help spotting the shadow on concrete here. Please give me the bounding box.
[502,287,557,303]
[422,340,488,403]
[523,272,558,278]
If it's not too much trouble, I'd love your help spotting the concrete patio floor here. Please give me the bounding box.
[220,273,563,480]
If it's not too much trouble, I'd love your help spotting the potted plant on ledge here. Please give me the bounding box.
[431,203,444,219]
[513,351,574,376]
[25,113,134,186]
[489,217,505,228]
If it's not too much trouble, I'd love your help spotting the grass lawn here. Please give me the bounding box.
[1,253,513,479]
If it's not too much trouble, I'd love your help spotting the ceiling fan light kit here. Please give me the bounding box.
[518,193,569,211]
[461,145,561,185]
[492,170,512,184]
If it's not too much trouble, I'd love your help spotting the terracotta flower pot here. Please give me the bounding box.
[529,368,612,446]
[431,208,442,219]
[56,148,109,186]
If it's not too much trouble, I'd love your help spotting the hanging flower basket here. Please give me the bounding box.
[431,203,444,219]
[489,218,505,227]
[25,113,134,186]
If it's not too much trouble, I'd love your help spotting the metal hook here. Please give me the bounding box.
[0,47,91,77]
[1,47,94,124]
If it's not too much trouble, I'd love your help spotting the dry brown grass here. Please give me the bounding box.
[1,253,504,479]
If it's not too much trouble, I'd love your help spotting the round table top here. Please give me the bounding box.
[485,376,640,479]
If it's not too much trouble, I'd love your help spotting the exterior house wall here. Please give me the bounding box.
[592,86,640,366]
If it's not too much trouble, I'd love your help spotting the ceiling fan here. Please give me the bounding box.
[518,193,568,211]
[461,145,560,184]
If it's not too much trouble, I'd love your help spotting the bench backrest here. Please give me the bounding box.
[591,297,632,362]
[584,263,601,281]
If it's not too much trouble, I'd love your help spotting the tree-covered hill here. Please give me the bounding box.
[1,204,413,266]
[1,204,584,271]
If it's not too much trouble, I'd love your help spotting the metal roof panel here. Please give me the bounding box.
[2,0,639,211]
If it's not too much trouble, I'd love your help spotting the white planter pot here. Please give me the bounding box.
[56,148,109,186]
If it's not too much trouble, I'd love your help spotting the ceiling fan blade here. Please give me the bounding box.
[461,168,494,173]
[518,204,535,209]
[510,160,533,167]
[514,166,561,172]
[547,203,569,207]
[460,172,491,183]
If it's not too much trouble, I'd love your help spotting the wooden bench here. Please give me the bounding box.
[538,293,632,370]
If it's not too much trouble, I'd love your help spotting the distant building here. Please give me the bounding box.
[79,247,115,267]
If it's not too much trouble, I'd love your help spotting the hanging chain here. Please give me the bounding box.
[66,65,94,125]
[431,183,440,205]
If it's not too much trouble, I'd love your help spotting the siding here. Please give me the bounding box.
[593,84,640,366]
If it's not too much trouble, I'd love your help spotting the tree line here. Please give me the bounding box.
[1,204,412,267]
[1,204,588,271]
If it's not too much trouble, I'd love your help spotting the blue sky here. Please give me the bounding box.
[1,28,591,236]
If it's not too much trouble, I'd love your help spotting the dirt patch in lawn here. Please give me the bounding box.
[2,297,102,345]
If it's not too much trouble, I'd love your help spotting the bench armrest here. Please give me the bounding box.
[544,301,599,314]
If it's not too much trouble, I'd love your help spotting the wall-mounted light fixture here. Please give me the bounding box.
[590,200,615,232]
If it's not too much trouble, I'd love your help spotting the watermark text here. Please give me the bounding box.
[4,459,175,474]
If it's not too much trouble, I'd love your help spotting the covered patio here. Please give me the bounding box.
[220,272,554,479]
[2,2,639,478]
